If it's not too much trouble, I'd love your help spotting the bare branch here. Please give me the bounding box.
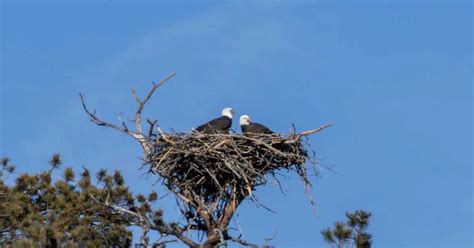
[81,73,330,247]
[80,73,176,156]
[157,127,176,145]
[79,93,132,136]
[153,239,177,247]
[90,193,198,247]
[296,124,333,140]
[218,191,243,230]
[132,89,142,105]
[133,72,176,135]
[146,119,158,139]
[228,236,259,247]
[263,228,279,247]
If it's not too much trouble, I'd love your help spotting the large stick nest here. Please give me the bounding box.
[80,73,332,246]
[148,130,325,204]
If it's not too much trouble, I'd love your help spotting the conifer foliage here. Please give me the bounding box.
[0,155,166,247]
[321,210,373,248]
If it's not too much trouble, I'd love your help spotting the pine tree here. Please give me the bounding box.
[321,210,372,248]
[0,155,166,247]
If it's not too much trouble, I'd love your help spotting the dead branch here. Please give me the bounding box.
[295,124,333,141]
[133,72,176,135]
[145,126,329,245]
[79,93,131,136]
[80,72,176,154]
[80,73,332,247]
[228,236,259,247]
[90,194,197,247]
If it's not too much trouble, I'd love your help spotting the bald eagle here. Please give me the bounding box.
[195,108,234,134]
[239,115,274,134]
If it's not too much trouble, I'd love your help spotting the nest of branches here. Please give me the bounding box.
[80,72,332,246]
[148,132,313,203]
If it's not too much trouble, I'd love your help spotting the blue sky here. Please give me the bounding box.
[1,1,472,247]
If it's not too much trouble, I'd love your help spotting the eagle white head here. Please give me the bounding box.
[239,115,251,126]
[221,108,235,119]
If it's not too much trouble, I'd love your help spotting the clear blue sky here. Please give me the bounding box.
[1,1,472,247]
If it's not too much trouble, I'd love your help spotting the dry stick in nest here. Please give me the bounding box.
[80,72,332,247]
[148,128,331,218]
[149,131,332,245]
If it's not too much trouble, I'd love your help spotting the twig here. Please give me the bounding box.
[228,236,259,247]
[79,93,132,136]
[81,72,331,247]
[133,72,176,135]
[80,73,176,156]
[295,124,333,141]
[90,193,197,247]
